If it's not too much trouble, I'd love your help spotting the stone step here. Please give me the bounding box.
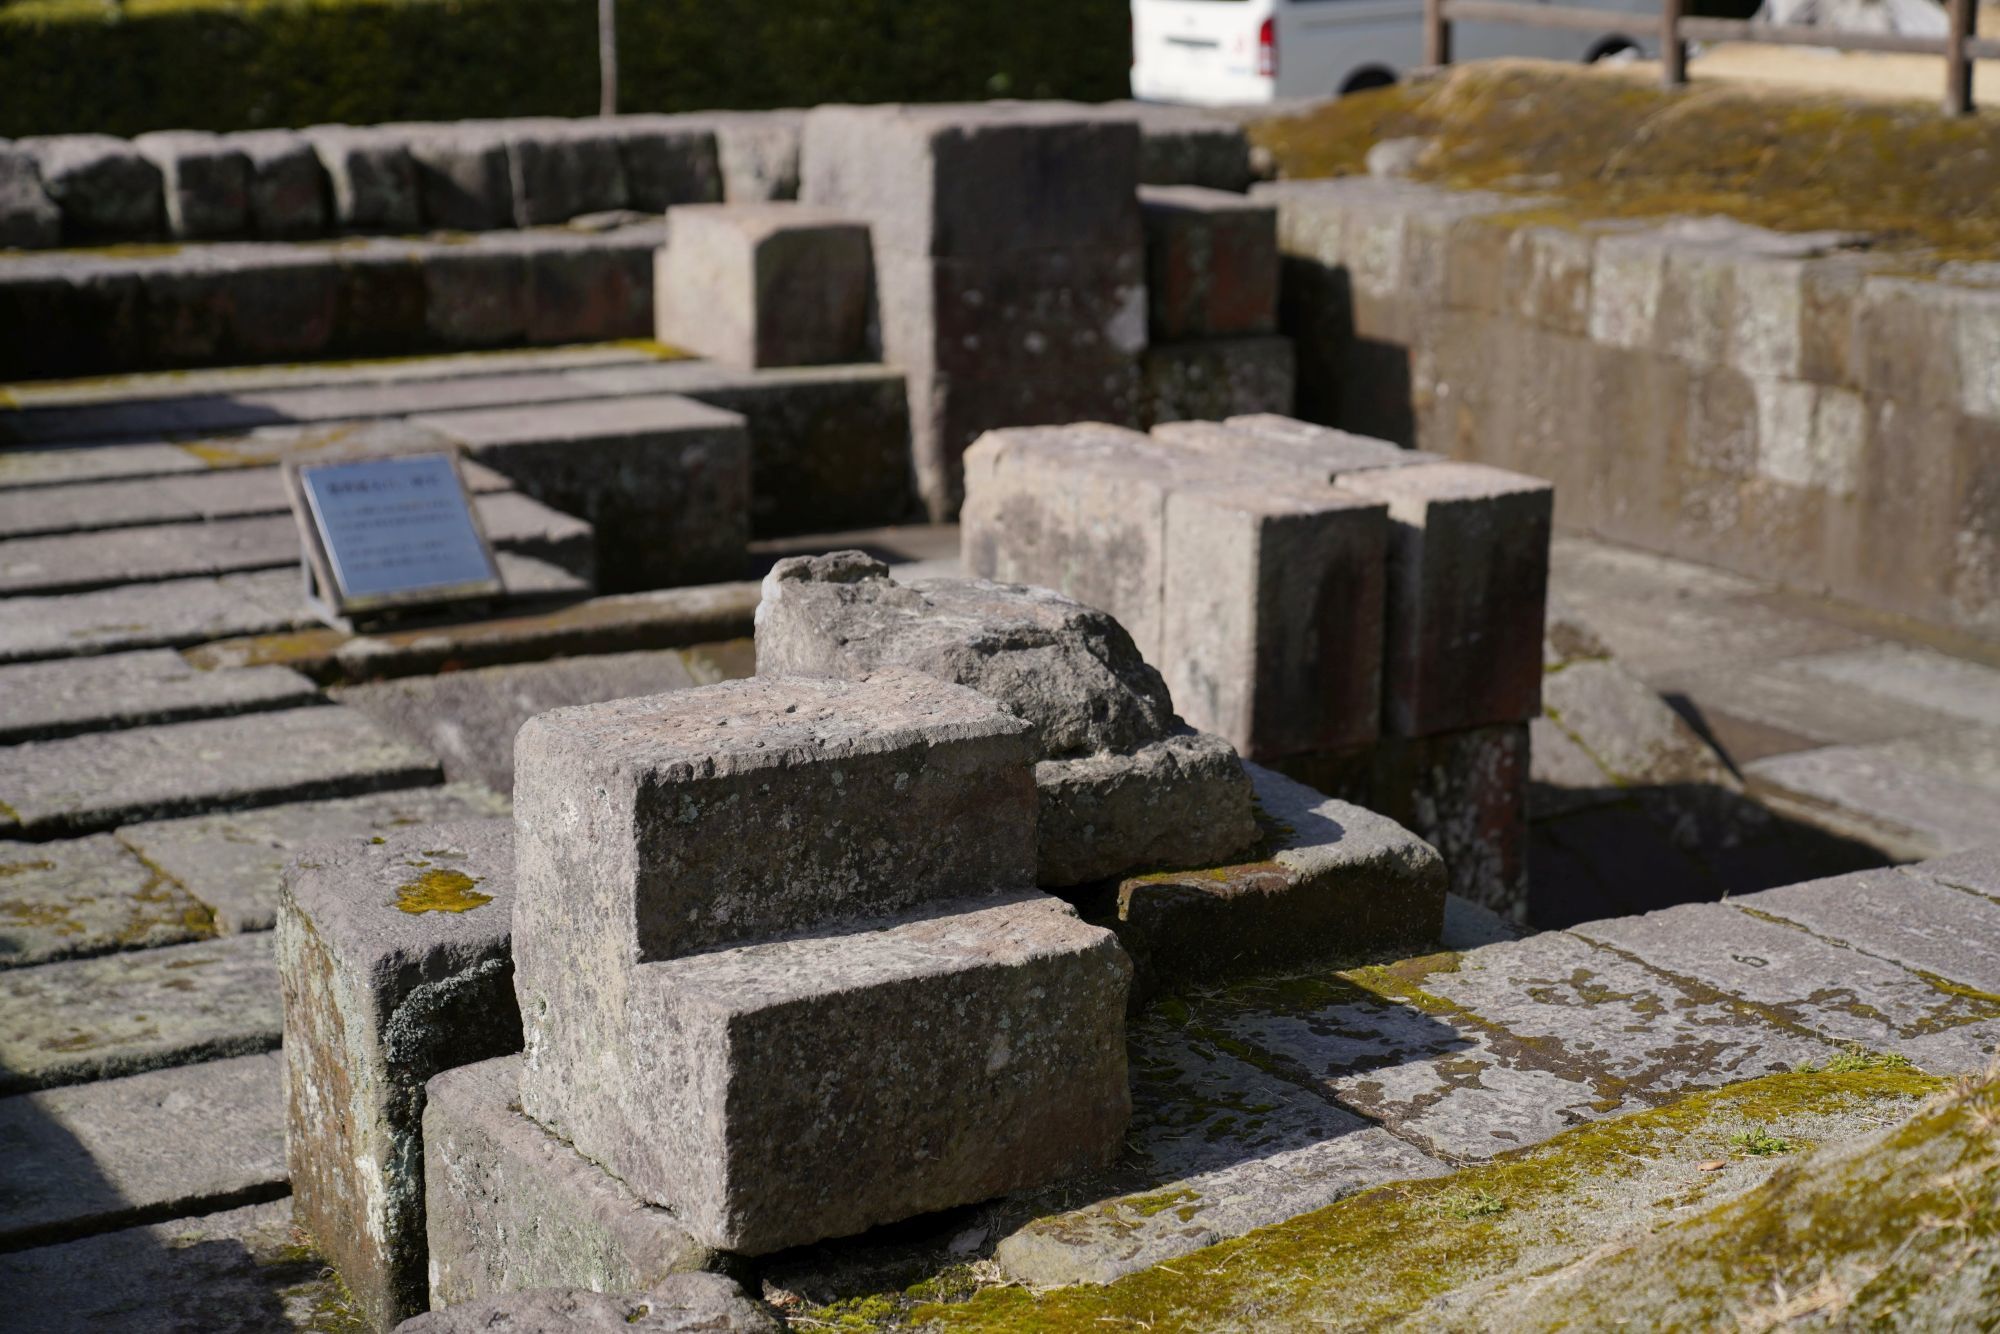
[0,552,585,666]
[0,1198,346,1334]
[0,224,665,383]
[0,705,444,839]
[118,781,510,934]
[1736,862,2000,998]
[0,490,592,598]
[0,457,512,540]
[0,650,322,745]
[0,1052,286,1250]
[0,933,280,1094]
[0,833,215,970]
[1746,726,2000,861]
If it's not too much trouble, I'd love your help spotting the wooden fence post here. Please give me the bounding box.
[1662,0,1688,87]
[1425,0,1452,68]
[1946,0,1975,115]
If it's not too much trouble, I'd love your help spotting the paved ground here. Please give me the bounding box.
[2,347,1997,1329]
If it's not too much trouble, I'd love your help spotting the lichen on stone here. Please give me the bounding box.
[393,868,491,915]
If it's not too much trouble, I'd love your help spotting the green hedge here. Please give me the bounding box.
[0,0,1131,138]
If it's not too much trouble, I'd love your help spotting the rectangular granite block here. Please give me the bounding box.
[1139,184,1279,341]
[0,650,321,744]
[0,833,213,969]
[279,820,520,1330]
[0,706,443,838]
[655,203,874,369]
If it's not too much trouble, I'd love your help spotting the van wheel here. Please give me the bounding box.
[1586,37,1639,61]
[1341,68,1397,95]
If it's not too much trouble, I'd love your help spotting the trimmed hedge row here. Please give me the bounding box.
[0,0,1131,138]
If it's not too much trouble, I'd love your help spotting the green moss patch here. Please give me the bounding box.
[1250,59,2000,261]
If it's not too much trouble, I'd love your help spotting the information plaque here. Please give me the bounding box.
[285,452,504,628]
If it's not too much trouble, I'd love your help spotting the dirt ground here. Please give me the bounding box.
[1645,10,2000,106]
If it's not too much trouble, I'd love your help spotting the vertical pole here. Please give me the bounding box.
[1424,0,1451,69]
[1945,0,1974,116]
[1661,0,1688,88]
[599,0,619,117]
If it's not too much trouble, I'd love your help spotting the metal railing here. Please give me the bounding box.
[1422,0,1991,114]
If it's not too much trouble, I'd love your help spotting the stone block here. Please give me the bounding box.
[504,119,629,226]
[512,674,1045,1213]
[222,250,342,361]
[754,553,1177,757]
[1036,728,1259,888]
[871,245,1147,380]
[0,706,443,839]
[400,1273,780,1333]
[19,134,163,240]
[421,242,528,347]
[1339,462,1553,737]
[1140,184,1278,341]
[0,833,212,969]
[1115,762,1447,995]
[0,933,277,1094]
[0,570,304,665]
[423,1055,715,1307]
[1139,335,1296,426]
[960,422,1179,658]
[0,1052,285,1251]
[402,124,515,231]
[609,117,725,211]
[1126,104,1254,192]
[279,820,520,1330]
[228,129,329,238]
[133,130,251,239]
[0,140,60,249]
[695,109,803,202]
[574,890,1127,1253]
[913,361,1146,518]
[801,103,1142,259]
[119,784,510,935]
[1159,473,1387,758]
[518,229,658,342]
[1501,223,1596,336]
[331,242,430,356]
[304,126,421,233]
[0,649,320,744]
[1198,413,1438,478]
[655,204,873,368]
[419,392,749,592]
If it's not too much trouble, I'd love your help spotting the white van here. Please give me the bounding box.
[1131,0,1660,104]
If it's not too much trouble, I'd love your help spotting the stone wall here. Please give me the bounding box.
[1262,176,2000,644]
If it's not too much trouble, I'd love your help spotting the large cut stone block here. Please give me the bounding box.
[402,124,515,231]
[304,126,421,233]
[278,820,520,1331]
[0,833,212,969]
[228,129,329,238]
[1115,763,1445,996]
[133,131,250,239]
[0,140,61,249]
[503,120,629,226]
[20,135,163,242]
[1140,185,1278,341]
[607,117,724,212]
[1139,335,1296,427]
[1159,470,1388,758]
[960,422,1184,661]
[424,1055,716,1307]
[0,648,319,745]
[655,204,873,368]
[914,362,1146,518]
[1036,728,1258,887]
[418,393,749,592]
[872,247,1147,380]
[403,1272,778,1333]
[801,103,1141,259]
[1339,462,1553,736]
[597,890,1129,1253]
[512,671,1041,1190]
[1168,414,1437,482]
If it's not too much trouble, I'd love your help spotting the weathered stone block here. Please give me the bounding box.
[591,890,1128,1253]
[0,140,60,249]
[1207,413,1438,478]
[519,229,658,342]
[1139,335,1295,426]
[0,648,319,744]
[403,124,515,231]
[423,1055,714,1308]
[512,673,1045,1223]
[755,553,1174,756]
[1036,729,1258,888]
[419,392,748,592]
[801,103,1142,259]
[504,120,628,226]
[1140,184,1278,341]
[960,422,1179,659]
[19,135,162,241]
[120,784,511,935]
[1159,473,1387,758]
[914,362,1146,518]
[304,126,421,233]
[421,243,528,347]
[0,833,212,969]
[1116,762,1444,997]
[655,204,873,368]
[873,247,1147,380]
[608,117,724,211]
[689,109,803,202]
[1339,462,1552,737]
[401,1272,779,1333]
[223,250,342,361]
[133,130,250,239]
[228,129,328,238]
[278,820,520,1331]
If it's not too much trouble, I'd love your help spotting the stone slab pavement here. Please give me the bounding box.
[0,833,215,969]
[0,650,322,745]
